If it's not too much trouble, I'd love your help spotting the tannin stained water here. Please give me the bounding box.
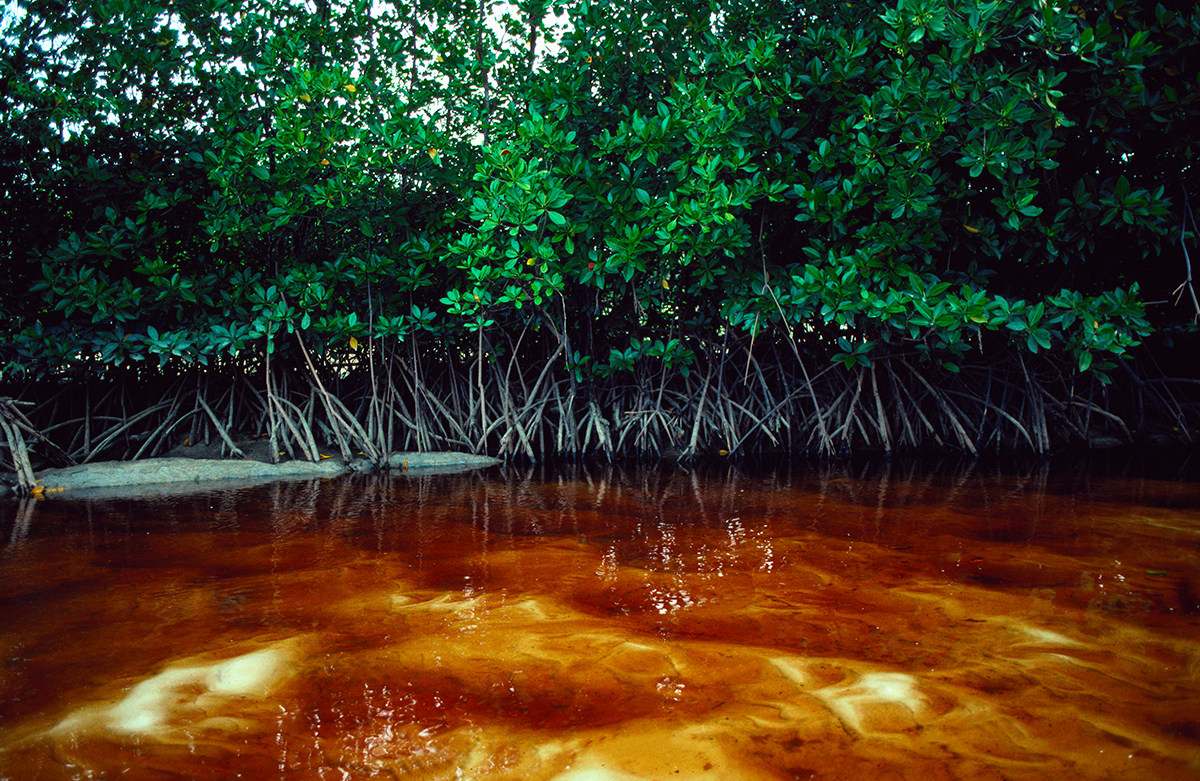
[0,461,1198,780]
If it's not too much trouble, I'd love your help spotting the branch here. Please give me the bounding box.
[1174,180,1200,323]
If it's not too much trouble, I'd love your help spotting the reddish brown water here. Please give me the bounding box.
[1,461,1199,780]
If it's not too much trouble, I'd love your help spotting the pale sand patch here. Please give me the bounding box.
[810,671,928,734]
[52,638,300,740]
[1021,626,1084,646]
[548,724,739,780]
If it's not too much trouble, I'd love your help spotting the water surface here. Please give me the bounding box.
[1,461,1198,780]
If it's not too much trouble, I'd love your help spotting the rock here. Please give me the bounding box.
[36,457,347,498]
[386,451,501,472]
[23,450,502,500]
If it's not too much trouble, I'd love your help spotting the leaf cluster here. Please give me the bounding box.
[2,0,1197,386]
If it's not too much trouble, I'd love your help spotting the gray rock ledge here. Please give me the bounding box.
[386,451,501,471]
[30,451,501,499]
[38,457,346,495]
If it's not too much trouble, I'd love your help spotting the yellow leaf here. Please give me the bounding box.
[661,278,669,289]
[349,335,359,351]
[320,158,330,165]
[299,93,312,103]
[526,257,535,266]
[428,148,440,159]
[964,223,980,233]
[344,83,356,92]
[718,449,729,456]
[319,454,330,459]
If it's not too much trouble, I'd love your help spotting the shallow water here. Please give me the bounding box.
[1,460,1198,780]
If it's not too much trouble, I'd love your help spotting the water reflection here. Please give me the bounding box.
[0,460,1198,780]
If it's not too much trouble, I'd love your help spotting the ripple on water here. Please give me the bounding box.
[1,467,1199,780]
